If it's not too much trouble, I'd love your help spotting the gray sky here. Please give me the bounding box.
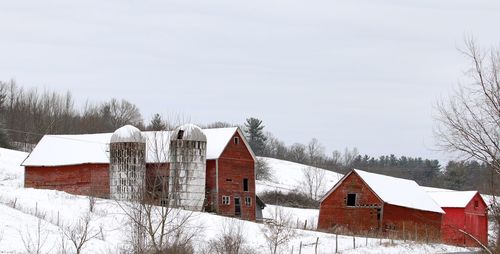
[1,0,500,163]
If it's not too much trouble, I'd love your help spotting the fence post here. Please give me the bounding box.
[403,222,406,242]
[335,233,338,253]
[365,236,368,246]
[353,234,356,249]
[35,202,38,217]
[304,220,308,230]
[298,241,302,254]
[315,237,319,254]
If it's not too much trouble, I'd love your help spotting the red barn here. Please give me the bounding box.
[22,127,258,220]
[426,189,488,246]
[318,169,444,240]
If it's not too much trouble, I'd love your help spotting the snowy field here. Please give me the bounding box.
[256,157,343,196]
[0,148,475,253]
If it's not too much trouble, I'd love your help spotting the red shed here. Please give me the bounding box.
[22,127,257,220]
[318,169,444,240]
[426,189,488,246]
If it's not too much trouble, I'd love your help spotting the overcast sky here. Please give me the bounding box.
[1,0,500,163]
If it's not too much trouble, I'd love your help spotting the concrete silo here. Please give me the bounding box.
[169,124,207,211]
[109,125,146,201]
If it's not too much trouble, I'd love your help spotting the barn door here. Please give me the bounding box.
[235,197,241,217]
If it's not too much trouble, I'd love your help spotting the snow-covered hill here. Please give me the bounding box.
[256,156,343,197]
[0,150,473,253]
[0,148,28,188]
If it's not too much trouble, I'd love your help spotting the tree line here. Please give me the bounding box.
[0,80,495,193]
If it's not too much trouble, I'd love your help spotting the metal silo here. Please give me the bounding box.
[109,125,146,201]
[169,124,207,211]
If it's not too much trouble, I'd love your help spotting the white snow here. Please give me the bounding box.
[0,148,476,253]
[425,190,479,208]
[171,124,207,141]
[0,148,28,188]
[348,169,444,214]
[256,157,343,196]
[110,124,145,143]
[22,127,239,166]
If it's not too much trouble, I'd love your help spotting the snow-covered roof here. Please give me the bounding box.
[353,169,444,213]
[425,189,479,208]
[171,124,207,142]
[110,125,144,143]
[22,127,243,166]
[320,169,444,214]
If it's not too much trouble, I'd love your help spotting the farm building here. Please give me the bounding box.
[21,124,259,220]
[318,169,444,240]
[425,189,488,246]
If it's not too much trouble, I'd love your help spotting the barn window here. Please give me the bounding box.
[243,178,249,191]
[222,196,231,205]
[347,193,357,207]
[234,137,240,144]
[474,200,479,209]
[177,130,184,139]
[226,178,232,182]
[245,196,252,206]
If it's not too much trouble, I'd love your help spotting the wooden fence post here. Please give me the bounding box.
[353,234,356,249]
[298,241,302,254]
[335,233,338,253]
[315,237,319,254]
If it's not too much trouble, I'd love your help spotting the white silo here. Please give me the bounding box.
[109,125,146,201]
[169,124,207,211]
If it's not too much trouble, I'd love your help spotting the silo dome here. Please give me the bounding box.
[111,125,145,143]
[171,124,207,142]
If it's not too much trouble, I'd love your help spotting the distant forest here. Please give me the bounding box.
[0,80,497,194]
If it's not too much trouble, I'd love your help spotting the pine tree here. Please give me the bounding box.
[244,117,267,156]
[148,113,167,131]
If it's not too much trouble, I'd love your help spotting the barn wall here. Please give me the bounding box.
[204,159,217,212]
[441,208,466,245]
[440,194,488,247]
[383,204,442,240]
[318,173,383,233]
[216,131,256,221]
[25,164,110,197]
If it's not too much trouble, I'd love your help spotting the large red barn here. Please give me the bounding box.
[22,127,258,221]
[318,169,444,240]
[426,189,488,246]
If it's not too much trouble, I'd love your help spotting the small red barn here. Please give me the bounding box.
[318,169,444,240]
[22,127,258,220]
[426,190,488,246]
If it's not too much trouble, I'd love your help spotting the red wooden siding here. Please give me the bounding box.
[318,172,442,240]
[318,172,383,233]
[216,131,256,221]
[25,164,110,197]
[441,193,488,246]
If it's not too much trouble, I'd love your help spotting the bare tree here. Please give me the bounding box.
[60,213,100,254]
[20,218,48,254]
[116,131,199,253]
[256,157,273,181]
[342,147,359,168]
[261,206,296,254]
[207,219,250,254]
[301,166,326,201]
[307,138,325,166]
[435,38,500,252]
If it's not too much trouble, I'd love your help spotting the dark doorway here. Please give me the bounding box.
[234,197,241,217]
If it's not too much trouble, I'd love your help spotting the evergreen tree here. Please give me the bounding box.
[148,113,167,131]
[244,117,267,155]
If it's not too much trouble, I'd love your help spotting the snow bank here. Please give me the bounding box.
[0,148,28,188]
[256,157,343,196]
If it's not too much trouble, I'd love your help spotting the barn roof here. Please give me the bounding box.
[320,169,445,214]
[22,127,252,166]
[425,189,481,208]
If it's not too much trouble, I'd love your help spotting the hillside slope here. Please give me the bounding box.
[256,156,343,197]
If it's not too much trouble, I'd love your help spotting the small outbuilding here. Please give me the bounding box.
[426,189,488,246]
[318,169,444,240]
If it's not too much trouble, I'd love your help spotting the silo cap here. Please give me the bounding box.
[171,124,207,141]
[111,125,145,143]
